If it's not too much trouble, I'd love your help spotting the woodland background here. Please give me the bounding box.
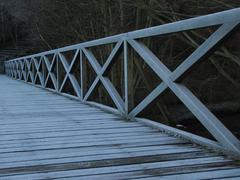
[0,0,239,140]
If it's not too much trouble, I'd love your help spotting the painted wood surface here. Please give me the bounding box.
[0,75,239,179]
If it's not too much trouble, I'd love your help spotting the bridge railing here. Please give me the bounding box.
[5,8,240,157]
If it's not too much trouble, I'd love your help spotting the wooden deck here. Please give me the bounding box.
[0,75,240,179]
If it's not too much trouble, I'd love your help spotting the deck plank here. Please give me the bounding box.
[0,75,239,179]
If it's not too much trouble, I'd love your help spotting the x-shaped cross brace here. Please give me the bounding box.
[43,54,58,90]
[19,59,27,81]
[24,59,34,83]
[82,41,124,113]
[12,62,16,78]
[15,60,21,80]
[128,21,240,152]
[19,59,25,80]
[58,50,81,97]
[33,57,44,86]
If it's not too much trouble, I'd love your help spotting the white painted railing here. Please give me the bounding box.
[5,8,240,157]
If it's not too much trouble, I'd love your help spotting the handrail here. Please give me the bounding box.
[5,8,240,157]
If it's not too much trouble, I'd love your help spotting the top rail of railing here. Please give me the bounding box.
[4,8,240,158]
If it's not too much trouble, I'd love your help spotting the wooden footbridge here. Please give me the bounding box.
[2,9,240,179]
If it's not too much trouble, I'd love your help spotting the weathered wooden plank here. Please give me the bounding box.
[0,157,234,179]
[0,126,155,142]
[0,146,200,167]
[0,131,159,144]
[0,143,196,160]
[0,115,122,125]
[0,137,183,153]
[0,123,144,134]
[0,134,172,148]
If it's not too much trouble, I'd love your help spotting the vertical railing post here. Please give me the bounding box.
[124,40,128,116]
[42,56,45,86]
[80,48,83,101]
[56,53,59,92]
